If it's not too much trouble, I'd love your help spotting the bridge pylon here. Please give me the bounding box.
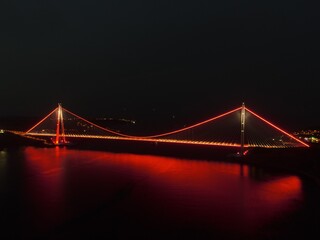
[54,103,67,145]
[240,102,246,156]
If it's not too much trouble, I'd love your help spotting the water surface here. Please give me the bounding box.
[0,146,319,239]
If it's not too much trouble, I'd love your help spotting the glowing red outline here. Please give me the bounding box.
[25,133,242,147]
[245,107,309,147]
[63,106,242,139]
[25,132,304,148]
[138,106,242,138]
[24,104,310,148]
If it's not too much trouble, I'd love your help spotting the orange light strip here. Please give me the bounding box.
[26,133,296,148]
[25,107,58,134]
[26,132,241,147]
[245,107,309,147]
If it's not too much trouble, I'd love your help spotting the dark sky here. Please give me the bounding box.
[1,1,319,130]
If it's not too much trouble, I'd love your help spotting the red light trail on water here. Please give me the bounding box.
[21,147,303,235]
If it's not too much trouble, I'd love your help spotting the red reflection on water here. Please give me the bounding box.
[110,155,302,232]
[244,176,302,228]
[24,147,67,232]
[22,147,303,238]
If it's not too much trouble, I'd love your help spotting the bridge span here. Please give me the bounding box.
[13,103,308,153]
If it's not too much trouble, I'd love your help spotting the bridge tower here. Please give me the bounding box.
[240,102,246,155]
[54,103,67,145]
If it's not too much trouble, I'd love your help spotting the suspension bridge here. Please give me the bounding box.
[20,103,308,153]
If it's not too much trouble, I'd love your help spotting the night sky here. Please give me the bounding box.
[1,1,319,130]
